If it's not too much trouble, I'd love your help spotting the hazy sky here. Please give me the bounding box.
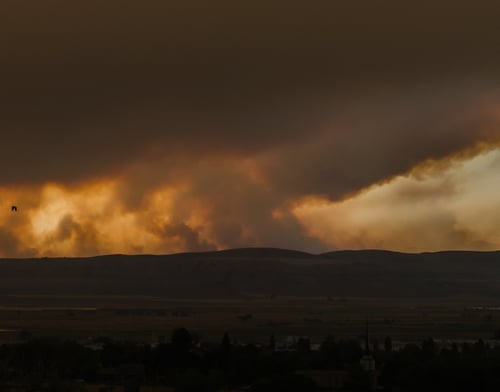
[1,0,500,256]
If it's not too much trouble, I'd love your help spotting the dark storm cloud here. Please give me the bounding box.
[259,84,500,199]
[1,1,500,255]
[1,0,500,186]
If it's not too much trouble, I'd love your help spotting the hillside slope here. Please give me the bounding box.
[0,248,498,298]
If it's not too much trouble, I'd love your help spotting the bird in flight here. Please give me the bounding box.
[11,206,17,212]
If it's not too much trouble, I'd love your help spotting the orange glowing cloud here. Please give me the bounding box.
[2,1,500,256]
[3,139,500,257]
[0,181,207,257]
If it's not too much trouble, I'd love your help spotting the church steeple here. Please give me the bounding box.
[360,320,376,372]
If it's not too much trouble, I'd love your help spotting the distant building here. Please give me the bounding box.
[360,354,376,372]
[278,335,313,351]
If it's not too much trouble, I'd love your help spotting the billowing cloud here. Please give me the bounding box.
[0,1,499,255]
[294,147,500,252]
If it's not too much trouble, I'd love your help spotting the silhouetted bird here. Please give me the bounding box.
[11,206,17,212]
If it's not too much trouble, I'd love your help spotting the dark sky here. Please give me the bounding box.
[1,1,500,256]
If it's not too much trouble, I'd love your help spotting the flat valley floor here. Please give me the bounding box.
[0,294,498,345]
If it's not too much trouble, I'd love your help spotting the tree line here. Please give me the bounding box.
[1,329,500,391]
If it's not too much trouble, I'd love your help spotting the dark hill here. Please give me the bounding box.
[322,249,407,258]
[0,248,498,299]
[199,247,313,259]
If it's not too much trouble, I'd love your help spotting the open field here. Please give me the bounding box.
[0,294,498,344]
[0,248,499,344]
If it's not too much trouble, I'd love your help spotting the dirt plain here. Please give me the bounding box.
[0,248,498,345]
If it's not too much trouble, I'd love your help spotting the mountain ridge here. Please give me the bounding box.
[4,247,500,262]
[0,248,498,299]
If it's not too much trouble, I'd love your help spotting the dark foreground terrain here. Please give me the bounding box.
[0,329,498,391]
[0,249,498,390]
[0,248,498,343]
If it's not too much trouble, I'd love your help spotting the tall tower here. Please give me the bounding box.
[360,320,376,372]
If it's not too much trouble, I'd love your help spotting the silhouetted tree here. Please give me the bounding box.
[384,336,392,354]
[171,328,192,355]
[221,333,231,354]
[297,338,311,354]
[421,338,436,360]
[269,334,276,352]
[219,332,232,370]
[171,328,193,371]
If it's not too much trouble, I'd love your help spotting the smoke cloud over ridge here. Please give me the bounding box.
[1,1,500,256]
